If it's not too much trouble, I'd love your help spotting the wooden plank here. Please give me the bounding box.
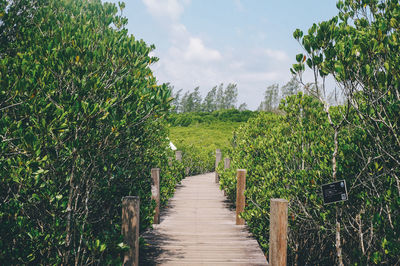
[141,172,267,265]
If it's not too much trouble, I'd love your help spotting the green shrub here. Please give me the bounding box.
[159,157,185,207]
[0,0,183,264]
[180,143,215,175]
[169,109,256,127]
[218,93,397,264]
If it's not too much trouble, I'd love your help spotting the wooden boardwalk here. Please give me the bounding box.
[140,172,268,265]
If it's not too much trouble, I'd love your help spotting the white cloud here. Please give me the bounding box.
[142,0,185,21]
[142,0,220,64]
[153,40,291,108]
[257,32,267,41]
[234,0,244,11]
[184,37,222,62]
[239,71,280,82]
[141,0,292,109]
[171,23,188,37]
[142,0,222,77]
[235,27,243,36]
[229,61,244,69]
[262,49,290,62]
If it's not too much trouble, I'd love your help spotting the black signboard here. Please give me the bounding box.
[321,180,348,204]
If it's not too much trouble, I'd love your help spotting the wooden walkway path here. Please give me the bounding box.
[140,172,268,265]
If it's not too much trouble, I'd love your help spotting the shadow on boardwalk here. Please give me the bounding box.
[140,172,267,265]
[140,206,185,265]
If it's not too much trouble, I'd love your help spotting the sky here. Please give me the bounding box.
[104,0,339,109]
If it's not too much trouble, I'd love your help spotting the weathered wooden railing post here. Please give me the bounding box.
[215,149,222,183]
[222,158,230,196]
[122,196,140,266]
[236,169,246,225]
[224,157,230,169]
[269,198,288,266]
[185,167,190,176]
[175,150,182,162]
[151,168,160,224]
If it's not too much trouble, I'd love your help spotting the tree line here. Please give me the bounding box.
[171,83,247,113]
[257,77,301,111]
[171,77,305,113]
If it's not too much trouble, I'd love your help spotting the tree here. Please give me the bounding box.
[223,83,238,109]
[281,77,301,99]
[292,0,400,264]
[212,83,239,110]
[178,83,239,113]
[171,87,182,113]
[180,91,191,112]
[238,103,248,111]
[202,86,217,112]
[258,84,279,111]
[0,0,38,58]
[180,87,202,112]
[0,0,173,264]
[192,87,202,112]
[216,83,225,110]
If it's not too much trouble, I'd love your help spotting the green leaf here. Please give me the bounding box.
[296,53,303,62]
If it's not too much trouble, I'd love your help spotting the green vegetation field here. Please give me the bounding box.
[168,121,243,176]
[166,110,255,175]
[170,122,240,154]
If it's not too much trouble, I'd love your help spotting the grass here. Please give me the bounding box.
[169,122,242,153]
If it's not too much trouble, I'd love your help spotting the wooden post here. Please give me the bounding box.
[222,158,230,196]
[215,149,222,183]
[151,168,160,224]
[224,157,230,169]
[185,167,190,176]
[175,150,182,162]
[168,157,173,166]
[122,196,140,266]
[236,169,246,225]
[269,198,288,266]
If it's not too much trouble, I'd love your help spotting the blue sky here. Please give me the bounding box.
[105,0,339,109]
